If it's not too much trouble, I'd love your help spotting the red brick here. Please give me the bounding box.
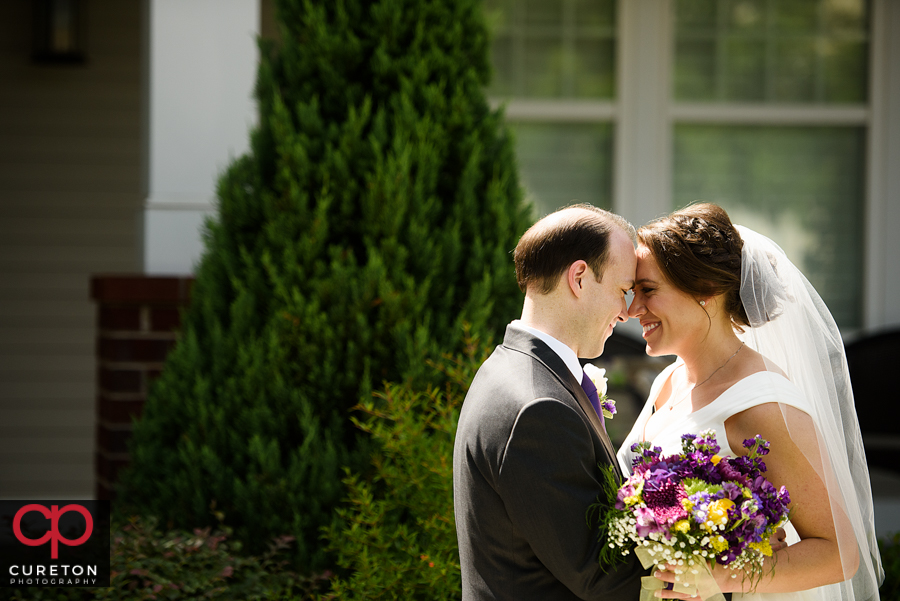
[96,452,130,484]
[98,306,141,331]
[97,423,134,454]
[98,338,176,362]
[98,395,145,424]
[150,307,183,332]
[96,480,114,501]
[98,368,142,393]
[91,276,194,303]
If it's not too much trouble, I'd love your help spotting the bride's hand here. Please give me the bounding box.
[770,527,788,552]
[655,562,744,597]
[651,570,702,600]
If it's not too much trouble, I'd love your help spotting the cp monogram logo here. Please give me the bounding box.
[13,504,94,559]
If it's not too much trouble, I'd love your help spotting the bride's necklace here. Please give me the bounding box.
[665,342,745,412]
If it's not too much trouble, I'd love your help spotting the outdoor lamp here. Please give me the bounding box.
[32,0,85,64]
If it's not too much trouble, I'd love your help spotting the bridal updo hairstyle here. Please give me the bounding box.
[637,203,751,330]
[514,204,635,294]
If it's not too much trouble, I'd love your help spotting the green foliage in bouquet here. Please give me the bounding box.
[117,0,529,571]
[321,334,489,599]
[2,515,328,601]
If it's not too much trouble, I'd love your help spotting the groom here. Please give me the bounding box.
[453,205,647,600]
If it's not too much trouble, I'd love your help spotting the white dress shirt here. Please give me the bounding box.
[510,320,583,382]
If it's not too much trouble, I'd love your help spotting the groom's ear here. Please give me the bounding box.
[567,260,590,298]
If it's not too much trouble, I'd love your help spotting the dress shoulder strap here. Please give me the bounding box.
[697,371,811,425]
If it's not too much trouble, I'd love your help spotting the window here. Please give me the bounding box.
[671,0,870,328]
[486,0,875,329]
[486,0,617,215]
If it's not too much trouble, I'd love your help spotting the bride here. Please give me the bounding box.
[617,203,883,600]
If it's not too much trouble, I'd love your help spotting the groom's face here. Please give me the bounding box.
[578,228,636,358]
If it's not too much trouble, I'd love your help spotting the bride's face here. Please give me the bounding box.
[628,245,708,357]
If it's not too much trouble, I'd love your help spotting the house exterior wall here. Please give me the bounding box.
[0,0,142,498]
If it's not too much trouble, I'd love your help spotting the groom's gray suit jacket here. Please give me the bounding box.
[453,325,646,600]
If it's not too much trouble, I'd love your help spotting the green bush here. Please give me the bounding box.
[880,533,900,601]
[118,0,529,571]
[321,333,488,599]
[3,515,328,601]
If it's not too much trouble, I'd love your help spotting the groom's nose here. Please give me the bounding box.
[617,298,629,322]
[627,296,645,319]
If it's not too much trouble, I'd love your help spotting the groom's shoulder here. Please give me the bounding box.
[466,340,570,405]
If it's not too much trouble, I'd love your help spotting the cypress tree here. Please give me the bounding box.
[119,0,530,570]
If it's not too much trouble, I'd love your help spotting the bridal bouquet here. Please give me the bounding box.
[594,430,791,599]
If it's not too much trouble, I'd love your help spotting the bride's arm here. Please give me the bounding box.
[714,402,859,594]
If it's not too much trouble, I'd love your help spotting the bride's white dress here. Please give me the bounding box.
[618,360,838,601]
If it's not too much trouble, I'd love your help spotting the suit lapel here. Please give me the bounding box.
[502,326,621,475]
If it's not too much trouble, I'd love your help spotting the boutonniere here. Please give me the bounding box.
[583,364,616,420]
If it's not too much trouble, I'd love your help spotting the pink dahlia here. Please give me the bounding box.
[643,476,688,527]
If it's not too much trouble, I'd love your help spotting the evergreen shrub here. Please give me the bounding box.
[118,0,529,571]
[322,332,489,599]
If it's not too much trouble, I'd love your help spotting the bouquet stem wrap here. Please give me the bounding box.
[635,547,725,601]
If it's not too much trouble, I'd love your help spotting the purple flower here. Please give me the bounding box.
[743,435,771,456]
[695,430,721,455]
[615,479,642,510]
[720,482,743,501]
[643,470,688,527]
[634,506,661,537]
[717,460,749,486]
[631,442,663,468]
[778,486,791,506]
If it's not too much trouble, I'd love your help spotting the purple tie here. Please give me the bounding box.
[580,371,606,430]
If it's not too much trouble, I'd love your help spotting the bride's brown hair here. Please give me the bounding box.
[638,203,750,330]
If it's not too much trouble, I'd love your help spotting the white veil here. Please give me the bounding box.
[736,225,883,601]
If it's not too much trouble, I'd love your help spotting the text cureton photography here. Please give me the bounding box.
[0,500,110,589]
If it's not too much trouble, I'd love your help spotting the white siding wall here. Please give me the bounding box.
[0,0,142,498]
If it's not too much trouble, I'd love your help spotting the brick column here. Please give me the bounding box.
[91,276,193,500]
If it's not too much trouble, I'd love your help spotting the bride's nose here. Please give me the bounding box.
[628,295,645,319]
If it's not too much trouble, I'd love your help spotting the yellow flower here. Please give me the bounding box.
[710,535,729,553]
[707,499,734,526]
[672,520,691,534]
[710,455,722,465]
[750,540,773,557]
[624,495,640,507]
[681,498,694,512]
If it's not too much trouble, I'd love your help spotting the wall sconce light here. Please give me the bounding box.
[32,0,86,64]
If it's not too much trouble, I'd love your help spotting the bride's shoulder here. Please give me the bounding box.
[733,347,788,380]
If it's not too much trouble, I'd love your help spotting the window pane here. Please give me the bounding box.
[512,122,614,215]
[486,0,617,99]
[673,125,865,328]
[673,0,869,103]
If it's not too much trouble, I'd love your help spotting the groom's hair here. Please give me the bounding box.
[514,204,635,295]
